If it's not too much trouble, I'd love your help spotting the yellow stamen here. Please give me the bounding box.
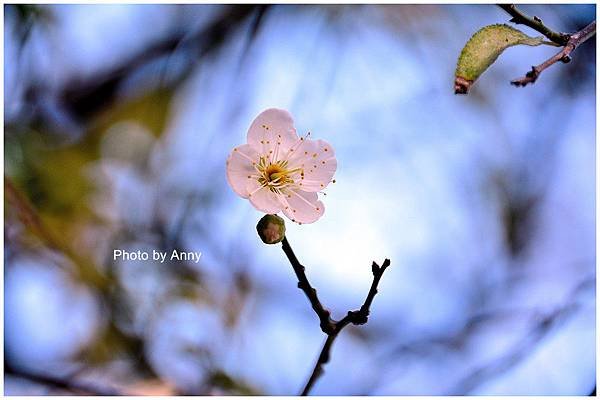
[256,159,303,193]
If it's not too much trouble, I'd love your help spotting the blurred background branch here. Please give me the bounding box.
[447,276,594,395]
[5,365,123,396]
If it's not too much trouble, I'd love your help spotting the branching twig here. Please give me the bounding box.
[280,236,391,395]
[510,20,595,87]
[498,4,596,87]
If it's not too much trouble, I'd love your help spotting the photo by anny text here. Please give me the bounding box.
[113,249,202,263]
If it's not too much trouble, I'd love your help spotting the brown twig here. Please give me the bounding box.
[498,4,569,45]
[510,20,595,87]
[280,236,391,395]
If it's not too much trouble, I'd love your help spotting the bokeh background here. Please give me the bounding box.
[4,4,596,395]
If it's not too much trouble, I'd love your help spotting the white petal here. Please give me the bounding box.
[247,180,284,214]
[226,144,260,198]
[281,189,324,224]
[246,109,299,161]
[285,138,336,192]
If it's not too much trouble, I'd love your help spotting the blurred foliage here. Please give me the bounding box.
[5,87,174,241]
[89,87,175,141]
[207,370,262,395]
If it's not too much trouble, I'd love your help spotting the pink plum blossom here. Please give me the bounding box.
[226,108,337,224]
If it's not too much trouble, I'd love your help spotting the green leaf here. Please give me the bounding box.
[454,24,547,94]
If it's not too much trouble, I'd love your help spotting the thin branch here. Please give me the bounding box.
[498,4,569,45]
[511,20,595,87]
[281,237,336,334]
[300,335,336,396]
[280,236,391,395]
[338,260,392,329]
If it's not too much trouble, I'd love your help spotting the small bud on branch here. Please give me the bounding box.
[256,214,286,244]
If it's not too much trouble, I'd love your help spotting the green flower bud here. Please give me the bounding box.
[256,214,286,244]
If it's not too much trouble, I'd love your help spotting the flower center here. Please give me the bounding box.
[256,156,301,194]
[265,164,284,181]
